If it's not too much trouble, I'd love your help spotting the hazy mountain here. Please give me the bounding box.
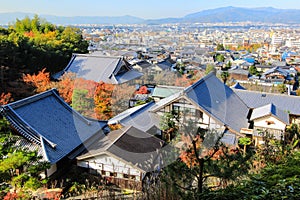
[180,6,300,23]
[0,12,145,25]
[42,15,145,25]
[0,12,36,25]
[1,7,300,25]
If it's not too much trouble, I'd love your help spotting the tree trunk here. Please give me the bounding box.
[198,158,204,194]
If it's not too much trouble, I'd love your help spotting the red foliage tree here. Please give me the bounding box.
[135,85,149,94]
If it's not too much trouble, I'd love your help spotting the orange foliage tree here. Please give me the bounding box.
[23,68,51,93]
[52,73,75,104]
[175,70,204,87]
[0,92,13,105]
[161,113,249,194]
[22,69,134,120]
[94,81,115,120]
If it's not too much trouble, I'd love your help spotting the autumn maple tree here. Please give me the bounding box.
[23,68,51,93]
[0,93,13,105]
[53,73,75,104]
[94,81,115,120]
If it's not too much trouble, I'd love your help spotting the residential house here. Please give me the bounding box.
[110,73,250,145]
[249,103,289,145]
[233,89,300,125]
[53,53,143,84]
[110,73,300,147]
[150,73,250,138]
[132,60,153,73]
[151,59,175,74]
[0,89,108,177]
[255,65,274,73]
[261,66,290,83]
[230,82,246,90]
[228,66,249,81]
[77,126,164,190]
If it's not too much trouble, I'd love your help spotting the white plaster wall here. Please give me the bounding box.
[46,164,57,177]
[254,116,286,131]
[77,154,141,176]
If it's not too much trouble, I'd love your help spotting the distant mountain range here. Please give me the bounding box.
[1,7,300,25]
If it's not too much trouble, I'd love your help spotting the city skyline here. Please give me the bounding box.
[1,0,300,19]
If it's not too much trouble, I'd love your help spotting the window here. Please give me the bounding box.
[110,172,117,177]
[266,120,275,125]
[123,174,129,179]
[196,110,203,119]
[130,175,136,180]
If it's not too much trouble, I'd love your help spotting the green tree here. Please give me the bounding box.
[238,137,252,157]
[220,71,229,84]
[200,150,300,200]
[277,83,286,94]
[216,44,225,51]
[71,89,94,116]
[2,15,88,73]
[0,118,50,197]
[249,66,258,76]
[216,54,225,62]
[160,111,179,142]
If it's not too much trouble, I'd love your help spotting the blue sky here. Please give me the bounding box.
[0,0,299,19]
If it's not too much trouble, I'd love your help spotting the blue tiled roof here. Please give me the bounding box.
[156,60,173,70]
[230,82,246,90]
[233,89,300,116]
[184,73,250,134]
[250,103,289,124]
[0,89,107,164]
[263,66,288,77]
[108,101,160,133]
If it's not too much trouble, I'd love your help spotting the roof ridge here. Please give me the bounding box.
[127,126,164,143]
[7,89,57,109]
[184,72,215,94]
[105,126,132,151]
[129,101,154,118]
[40,136,50,162]
[73,53,123,59]
[234,89,300,99]
[156,85,185,89]
[64,54,77,72]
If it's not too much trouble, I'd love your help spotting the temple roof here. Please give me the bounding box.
[53,53,143,84]
[0,89,108,164]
